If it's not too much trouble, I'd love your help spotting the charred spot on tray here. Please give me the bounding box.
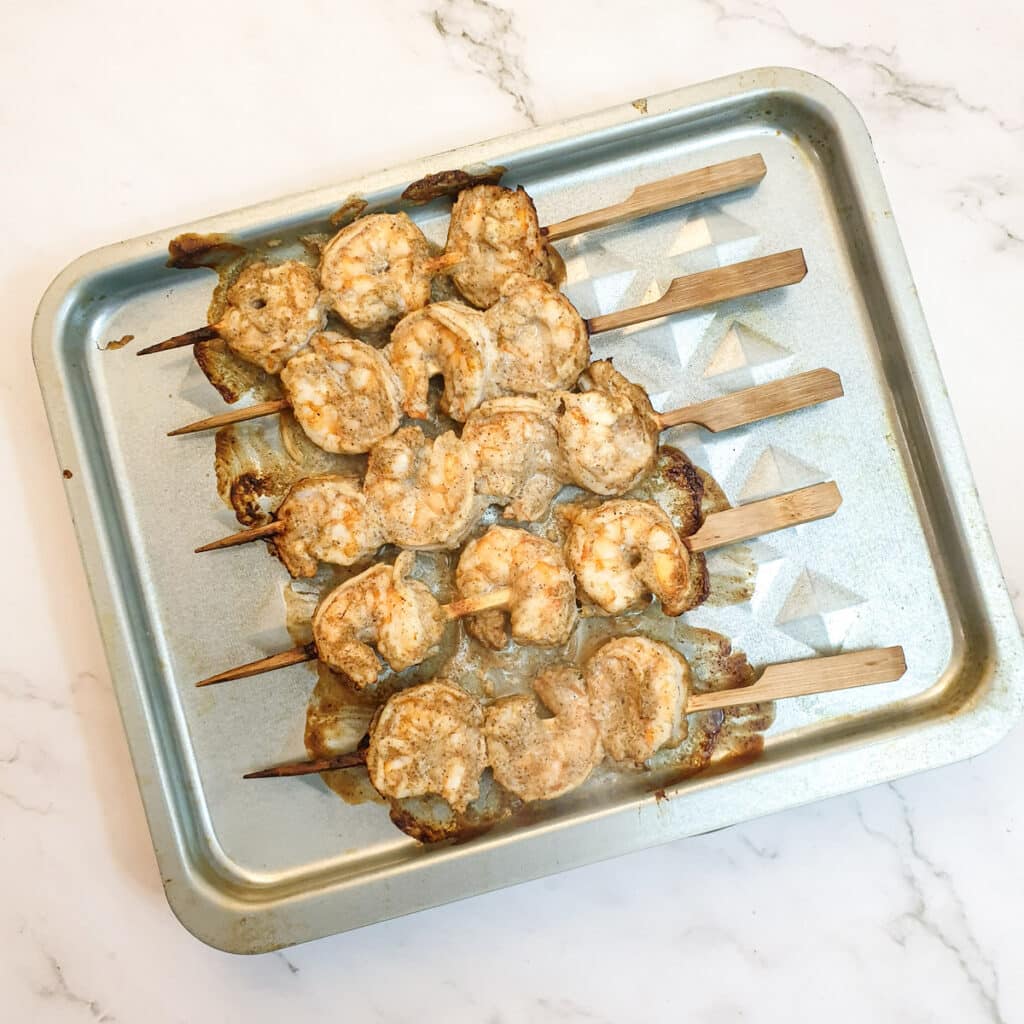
[99,333,134,351]
[679,551,710,613]
[62,469,73,480]
[401,164,506,204]
[328,195,369,228]
[166,232,245,270]
[388,800,505,845]
[635,446,705,536]
[228,472,273,526]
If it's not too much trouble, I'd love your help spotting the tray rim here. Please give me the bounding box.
[32,65,1024,953]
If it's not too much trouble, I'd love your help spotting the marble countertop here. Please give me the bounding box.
[3,1,1022,1020]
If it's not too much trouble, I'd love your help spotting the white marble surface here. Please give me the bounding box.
[2,0,1022,1019]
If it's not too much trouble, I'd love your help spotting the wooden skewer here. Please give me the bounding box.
[242,644,907,780]
[541,154,767,242]
[685,482,842,553]
[586,249,806,335]
[136,325,219,356]
[168,398,290,437]
[168,249,808,438]
[194,520,285,553]
[245,750,368,779]
[140,155,768,357]
[195,588,514,688]
[196,644,318,687]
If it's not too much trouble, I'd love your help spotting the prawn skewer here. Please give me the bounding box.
[479,364,842,509]
[195,584,513,689]
[195,533,571,689]
[166,248,808,441]
[193,369,841,560]
[561,483,841,618]
[198,484,842,689]
[242,645,907,784]
[140,155,768,357]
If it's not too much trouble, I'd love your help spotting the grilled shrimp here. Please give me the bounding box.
[311,552,446,687]
[386,301,497,421]
[367,680,487,812]
[364,426,478,549]
[461,395,569,521]
[484,665,602,802]
[319,213,434,332]
[279,332,403,454]
[217,260,327,374]
[455,526,577,650]
[584,636,691,765]
[445,185,562,309]
[557,361,660,494]
[485,274,590,395]
[561,500,690,616]
[273,475,384,578]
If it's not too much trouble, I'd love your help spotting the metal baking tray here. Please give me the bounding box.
[33,67,1024,952]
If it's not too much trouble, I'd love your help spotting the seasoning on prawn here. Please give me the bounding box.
[461,394,568,522]
[483,665,603,802]
[363,426,480,550]
[366,680,487,813]
[455,526,577,650]
[279,332,403,453]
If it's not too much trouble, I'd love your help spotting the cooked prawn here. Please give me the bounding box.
[483,665,602,802]
[484,274,590,395]
[557,360,660,494]
[560,499,690,616]
[279,332,403,454]
[217,260,326,374]
[319,213,434,332]
[445,185,563,309]
[461,395,568,521]
[584,636,691,765]
[272,475,383,578]
[364,426,479,549]
[311,552,446,687]
[367,680,487,812]
[455,526,577,650]
[386,301,497,421]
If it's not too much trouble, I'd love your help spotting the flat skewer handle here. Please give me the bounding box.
[168,398,291,437]
[587,249,807,335]
[542,155,767,242]
[657,368,843,432]
[686,647,907,713]
[686,482,842,553]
